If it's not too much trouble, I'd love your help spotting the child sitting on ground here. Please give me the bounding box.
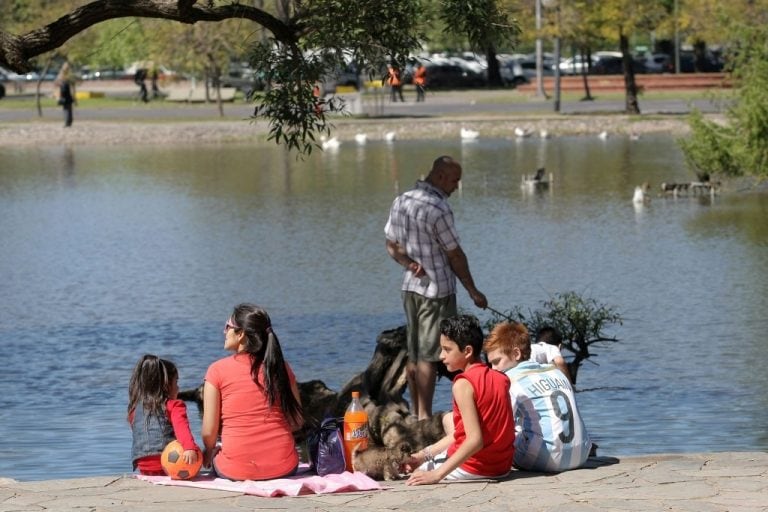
[128,354,200,475]
[484,322,593,472]
[531,325,572,383]
[404,315,515,485]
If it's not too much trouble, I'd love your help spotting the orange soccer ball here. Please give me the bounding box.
[160,440,203,480]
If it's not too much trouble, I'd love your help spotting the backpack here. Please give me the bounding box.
[307,417,346,476]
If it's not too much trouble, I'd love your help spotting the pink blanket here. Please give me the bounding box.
[135,468,383,498]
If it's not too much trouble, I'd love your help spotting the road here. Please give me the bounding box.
[0,83,725,123]
[0,92,721,122]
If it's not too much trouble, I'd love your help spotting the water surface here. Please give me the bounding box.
[1,135,766,480]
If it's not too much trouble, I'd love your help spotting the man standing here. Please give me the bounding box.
[385,156,487,420]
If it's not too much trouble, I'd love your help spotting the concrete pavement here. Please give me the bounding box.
[1,452,766,511]
[0,77,725,124]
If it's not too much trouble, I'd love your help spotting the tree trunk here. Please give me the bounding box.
[580,47,593,101]
[0,1,297,73]
[485,46,502,87]
[35,57,54,118]
[620,30,641,114]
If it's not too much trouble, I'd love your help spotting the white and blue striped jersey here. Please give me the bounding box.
[505,361,591,472]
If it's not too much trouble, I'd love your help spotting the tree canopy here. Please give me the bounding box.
[3,0,768,154]
[0,0,425,154]
[680,22,768,178]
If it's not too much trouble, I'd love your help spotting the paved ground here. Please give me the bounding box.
[1,452,766,511]
[1,78,725,122]
[0,84,716,148]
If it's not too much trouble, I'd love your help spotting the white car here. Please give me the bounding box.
[0,66,29,81]
[559,51,621,75]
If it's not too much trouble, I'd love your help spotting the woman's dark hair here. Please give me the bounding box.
[127,354,177,424]
[230,303,302,425]
[440,315,484,357]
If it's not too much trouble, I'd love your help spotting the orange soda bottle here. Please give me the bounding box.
[342,391,369,472]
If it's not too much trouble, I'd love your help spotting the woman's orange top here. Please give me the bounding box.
[205,353,298,480]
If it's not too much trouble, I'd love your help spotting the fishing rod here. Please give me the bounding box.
[485,305,513,320]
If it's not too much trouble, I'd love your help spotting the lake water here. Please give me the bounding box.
[1,135,767,481]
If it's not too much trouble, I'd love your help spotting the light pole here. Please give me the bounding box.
[542,0,561,112]
[673,0,680,74]
[535,0,546,97]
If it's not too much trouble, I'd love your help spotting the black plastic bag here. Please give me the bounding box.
[307,417,346,476]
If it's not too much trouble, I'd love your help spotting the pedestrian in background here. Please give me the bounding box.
[386,64,405,102]
[135,68,149,103]
[55,62,76,127]
[414,63,426,102]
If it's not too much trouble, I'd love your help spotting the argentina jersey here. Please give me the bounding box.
[505,361,592,472]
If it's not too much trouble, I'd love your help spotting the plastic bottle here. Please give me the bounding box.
[342,391,369,472]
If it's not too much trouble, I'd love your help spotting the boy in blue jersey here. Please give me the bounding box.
[484,321,593,472]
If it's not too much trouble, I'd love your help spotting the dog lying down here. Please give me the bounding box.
[352,443,413,481]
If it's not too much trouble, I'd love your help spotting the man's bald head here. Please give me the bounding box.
[427,156,462,196]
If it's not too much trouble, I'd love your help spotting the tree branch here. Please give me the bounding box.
[0,0,297,72]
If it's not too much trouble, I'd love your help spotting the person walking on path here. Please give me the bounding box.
[150,67,160,99]
[55,62,76,127]
[385,155,488,420]
[413,63,426,102]
[386,64,405,102]
[135,68,149,103]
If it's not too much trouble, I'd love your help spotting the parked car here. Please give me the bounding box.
[559,55,596,75]
[220,64,266,94]
[423,62,484,89]
[80,67,130,80]
[559,51,622,75]
[518,54,556,81]
[499,59,528,86]
[644,53,673,73]
[641,51,722,74]
[458,52,488,75]
[591,55,647,75]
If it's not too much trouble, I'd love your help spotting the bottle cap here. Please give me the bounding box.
[352,391,359,398]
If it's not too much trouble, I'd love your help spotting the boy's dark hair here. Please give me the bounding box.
[440,315,484,357]
[535,325,562,346]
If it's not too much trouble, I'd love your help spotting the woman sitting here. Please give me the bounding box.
[202,303,303,480]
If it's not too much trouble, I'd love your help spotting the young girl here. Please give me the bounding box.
[202,303,303,481]
[404,315,515,485]
[128,354,200,475]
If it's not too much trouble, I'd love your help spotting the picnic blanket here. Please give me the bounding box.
[135,466,383,498]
